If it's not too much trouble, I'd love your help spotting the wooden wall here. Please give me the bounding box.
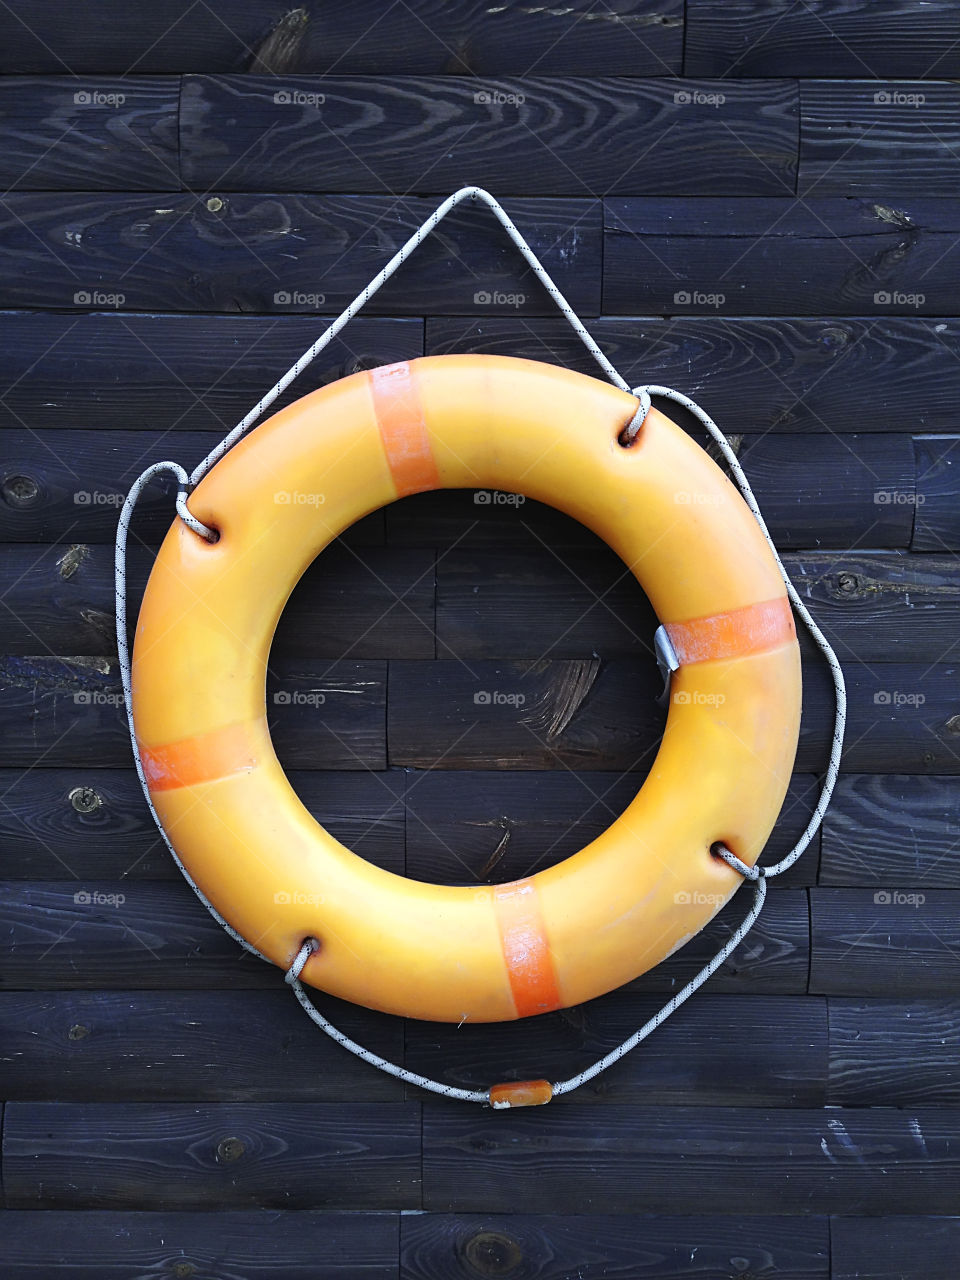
[1,2,960,1276]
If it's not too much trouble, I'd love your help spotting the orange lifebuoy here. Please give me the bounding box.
[131,355,802,1023]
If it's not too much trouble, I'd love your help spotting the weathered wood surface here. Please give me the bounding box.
[832,1215,960,1280]
[0,656,386,768]
[427,315,960,435]
[0,312,424,430]
[604,199,960,315]
[0,1,684,76]
[421,1104,960,1214]
[0,429,919,547]
[0,78,178,190]
[2,1210,399,1280]
[401,1213,830,1279]
[829,999,960,1107]
[0,767,406,880]
[685,0,960,77]
[800,81,960,196]
[3,1101,422,1208]
[913,435,960,551]
[0,882,809,995]
[811,889,960,996]
[181,76,798,196]
[0,195,600,313]
[822,775,960,887]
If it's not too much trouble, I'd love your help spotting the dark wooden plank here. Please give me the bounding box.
[3,1102,420,1208]
[0,312,423,431]
[0,990,404,1101]
[604,198,960,315]
[0,768,405,880]
[0,543,436,659]
[389,657,960,774]
[0,78,178,191]
[829,999,960,1107]
[422,1104,960,1214]
[913,435,960,551]
[822,775,960,887]
[182,75,797,196]
[686,0,960,77]
[401,1213,829,1280]
[0,429,384,544]
[2,1210,398,1280]
[833,1215,960,1280]
[0,0,683,75]
[405,993,827,1106]
[385,431,916,553]
[811,889,960,996]
[0,881,808,996]
[800,81,960,197]
[0,194,599,314]
[435,549,960,663]
[404,770,820,888]
[427,315,960,436]
[0,657,386,769]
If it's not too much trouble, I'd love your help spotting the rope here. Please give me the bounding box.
[114,187,845,1106]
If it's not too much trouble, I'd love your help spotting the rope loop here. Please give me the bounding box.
[114,187,845,1104]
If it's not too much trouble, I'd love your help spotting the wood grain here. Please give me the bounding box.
[833,1215,960,1280]
[182,75,797,196]
[821,774,960,887]
[604,198,960,315]
[0,767,406,880]
[913,435,960,551]
[0,194,600,314]
[422,1104,960,1214]
[0,0,684,75]
[427,314,960,436]
[0,78,178,190]
[829,998,960,1107]
[3,1101,421,1208]
[0,311,423,431]
[811,889,960,996]
[686,0,960,77]
[401,1213,829,1279]
[1,1210,398,1279]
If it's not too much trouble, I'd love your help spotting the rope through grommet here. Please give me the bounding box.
[114,188,845,1105]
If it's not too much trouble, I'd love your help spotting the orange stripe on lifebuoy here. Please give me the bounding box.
[140,718,263,792]
[368,361,439,497]
[666,595,795,665]
[494,879,562,1018]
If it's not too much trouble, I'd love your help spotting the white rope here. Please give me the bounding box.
[114,187,844,1106]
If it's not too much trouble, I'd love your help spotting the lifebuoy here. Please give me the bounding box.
[132,355,801,1024]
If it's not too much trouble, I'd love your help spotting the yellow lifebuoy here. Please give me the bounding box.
[132,355,801,1024]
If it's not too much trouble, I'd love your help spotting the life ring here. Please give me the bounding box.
[132,354,801,1024]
